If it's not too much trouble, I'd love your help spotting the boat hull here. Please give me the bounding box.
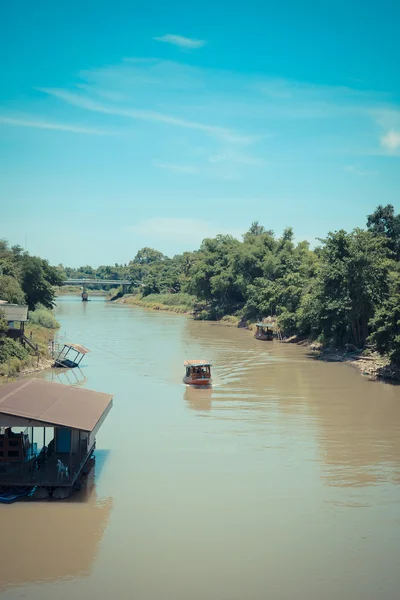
[183,376,212,387]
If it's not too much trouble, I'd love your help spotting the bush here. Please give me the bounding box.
[0,357,24,378]
[28,305,59,329]
[0,338,29,363]
[142,293,195,309]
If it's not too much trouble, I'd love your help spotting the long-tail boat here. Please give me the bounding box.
[183,360,212,386]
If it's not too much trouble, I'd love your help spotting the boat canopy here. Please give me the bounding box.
[255,323,276,329]
[184,360,212,367]
[63,343,90,355]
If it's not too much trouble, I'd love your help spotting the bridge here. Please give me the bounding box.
[63,279,131,286]
[62,278,131,299]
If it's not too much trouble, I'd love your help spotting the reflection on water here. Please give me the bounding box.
[1,295,400,599]
[184,385,213,411]
[0,482,113,591]
[49,366,87,387]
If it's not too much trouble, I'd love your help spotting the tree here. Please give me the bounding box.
[0,309,8,337]
[0,275,26,304]
[187,235,243,312]
[367,204,400,260]
[369,273,400,363]
[20,256,58,310]
[300,229,392,347]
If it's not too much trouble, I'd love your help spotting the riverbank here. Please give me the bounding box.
[54,286,108,296]
[117,292,196,314]
[0,322,57,383]
[282,336,399,382]
[117,293,398,383]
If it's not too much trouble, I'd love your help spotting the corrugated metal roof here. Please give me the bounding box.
[0,379,113,432]
[64,343,90,354]
[0,302,28,322]
[184,360,212,367]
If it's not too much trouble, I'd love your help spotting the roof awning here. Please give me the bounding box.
[63,343,90,354]
[184,360,211,367]
[0,379,113,431]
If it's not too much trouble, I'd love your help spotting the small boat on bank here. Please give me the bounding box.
[183,360,212,387]
[254,323,275,341]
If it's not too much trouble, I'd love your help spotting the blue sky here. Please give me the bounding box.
[1,0,399,266]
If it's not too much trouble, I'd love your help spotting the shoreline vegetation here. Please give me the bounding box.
[3,203,400,383]
[0,240,62,382]
[113,204,400,385]
[118,291,396,382]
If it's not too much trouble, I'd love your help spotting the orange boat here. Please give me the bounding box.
[183,360,212,387]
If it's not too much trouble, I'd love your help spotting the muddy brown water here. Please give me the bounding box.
[1,295,400,600]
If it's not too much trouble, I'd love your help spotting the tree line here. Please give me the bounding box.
[0,241,63,310]
[2,203,400,364]
[119,204,400,363]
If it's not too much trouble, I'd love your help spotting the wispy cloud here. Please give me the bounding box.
[154,35,206,49]
[39,87,253,144]
[129,217,240,245]
[208,152,267,166]
[0,115,113,135]
[345,164,378,176]
[153,161,240,180]
[154,162,199,174]
[381,130,400,152]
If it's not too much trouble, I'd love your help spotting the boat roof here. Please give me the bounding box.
[0,379,112,432]
[256,322,276,329]
[184,360,212,367]
[63,343,90,354]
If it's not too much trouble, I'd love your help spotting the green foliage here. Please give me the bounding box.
[367,204,400,260]
[28,305,59,329]
[0,239,62,309]
[0,275,25,304]
[141,293,195,308]
[20,255,63,310]
[0,310,8,337]
[0,357,25,379]
[0,338,29,363]
[369,274,400,364]
[300,229,392,347]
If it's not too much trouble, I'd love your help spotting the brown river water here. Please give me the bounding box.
[1,295,400,600]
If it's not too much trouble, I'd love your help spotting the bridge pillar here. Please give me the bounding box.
[82,283,88,302]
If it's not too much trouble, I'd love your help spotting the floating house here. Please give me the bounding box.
[0,378,113,500]
[0,300,28,343]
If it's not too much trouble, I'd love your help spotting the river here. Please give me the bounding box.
[1,295,400,599]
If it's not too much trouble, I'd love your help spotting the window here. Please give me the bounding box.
[7,451,20,458]
[8,440,18,447]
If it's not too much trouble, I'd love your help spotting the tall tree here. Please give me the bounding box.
[367,204,400,260]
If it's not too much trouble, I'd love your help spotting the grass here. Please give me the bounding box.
[54,286,108,295]
[0,308,60,382]
[121,292,196,313]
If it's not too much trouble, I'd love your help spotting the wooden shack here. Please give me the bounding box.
[0,379,113,499]
[0,300,28,342]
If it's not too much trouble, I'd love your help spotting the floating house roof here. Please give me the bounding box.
[0,379,112,431]
[184,360,212,367]
[0,301,28,322]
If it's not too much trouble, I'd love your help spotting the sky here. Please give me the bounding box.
[1,0,399,267]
